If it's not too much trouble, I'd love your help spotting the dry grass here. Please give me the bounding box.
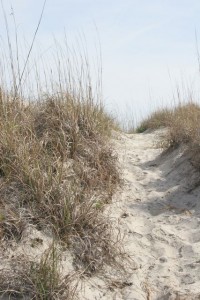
[0,245,78,299]
[0,90,122,297]
[0,88,120,255]
[164,102,200,167]
[135,108,172,133]
[166,102,200,146]
[0,11,122,296]
[136,101,200,169]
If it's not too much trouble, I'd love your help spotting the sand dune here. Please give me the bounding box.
[80,129,200,299]
[2,129,200,300]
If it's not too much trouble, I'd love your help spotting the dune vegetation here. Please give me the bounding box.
[0,70,122,299]
[0,11,124,298]
[1,94,123,298]
[135,107,172,133]
[136,102,200,167]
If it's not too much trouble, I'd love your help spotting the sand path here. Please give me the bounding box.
[82,129,200,299]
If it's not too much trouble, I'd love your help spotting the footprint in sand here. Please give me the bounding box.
[189,231,200,243]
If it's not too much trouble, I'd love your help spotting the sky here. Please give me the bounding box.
[1,0,200,125]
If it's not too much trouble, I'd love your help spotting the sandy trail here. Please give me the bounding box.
[82,129,200,300]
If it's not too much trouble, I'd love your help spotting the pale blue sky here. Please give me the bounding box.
[1,0,200,124]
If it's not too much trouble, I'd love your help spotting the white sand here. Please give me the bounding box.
[80,129,200,299]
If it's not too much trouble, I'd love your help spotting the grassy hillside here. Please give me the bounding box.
[136,102,200,166]
[0,16,123,295]
[0,89,122,300]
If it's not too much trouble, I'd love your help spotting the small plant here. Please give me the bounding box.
[30,244,65,300]
[0,245,77,300]
[135,125,148,133]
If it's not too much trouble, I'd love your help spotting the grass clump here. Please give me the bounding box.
[0,6,124,296]
[0,245,77,300]
[164,102,200,167]
[136,108,172,133]
[136,101,200,169]
[166,103,200,147]
[0,89,121,296]
[0,89,120,246]
[0,42,121,299]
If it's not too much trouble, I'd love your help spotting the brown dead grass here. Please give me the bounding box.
[0,246,78,300]
[0,88,121,298]
[0,9,124,296]
[166,103,200,146]
[135,108,172,133]
[165,102,200,168]
[136,101,200,168]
